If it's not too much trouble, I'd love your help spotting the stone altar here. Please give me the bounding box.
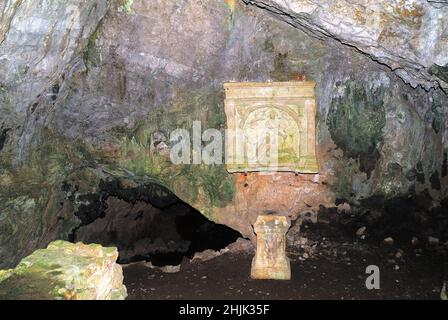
[251,215,291,280]
[224,81,318,280]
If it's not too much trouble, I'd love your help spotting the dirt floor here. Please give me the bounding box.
[123,221,448,300]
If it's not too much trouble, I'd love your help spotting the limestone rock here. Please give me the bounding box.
[356,226,367,238]
[127,261,182,274]
[1,0,448,270]
[428,236,440,245]
[244,0,448,91]
[191,238,253,263]
[412,237,420,246]
[384,237,395,245]
[0,241,127,300]
[226,238,255,253]
[395,249,404,259]
[337,202,351,214]
[160,265,181,274]
[191,248,229,263]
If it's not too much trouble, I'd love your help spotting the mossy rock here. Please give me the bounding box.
[0,241,127,300]
[327,80,386,178]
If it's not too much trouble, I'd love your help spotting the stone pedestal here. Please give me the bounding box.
[251,215,291,280]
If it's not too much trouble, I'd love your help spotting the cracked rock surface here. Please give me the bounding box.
[0,0,447,268]
[244,0,448,91]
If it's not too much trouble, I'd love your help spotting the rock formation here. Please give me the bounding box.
[243,0,448,91]
[0,0,447,268]
[0,240,127,300]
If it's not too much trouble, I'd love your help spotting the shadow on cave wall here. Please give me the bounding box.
[67,180,242,266]
[314,190,448,247]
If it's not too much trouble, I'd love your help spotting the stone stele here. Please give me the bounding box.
[251,215,291,280]
[0,240,127,300]
[224,81,318,173]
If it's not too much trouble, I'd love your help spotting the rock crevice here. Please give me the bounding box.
[243,0,448,91]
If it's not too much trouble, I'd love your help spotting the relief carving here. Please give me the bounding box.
[224,81,318,173]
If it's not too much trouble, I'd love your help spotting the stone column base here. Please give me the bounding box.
[251,257,291,280]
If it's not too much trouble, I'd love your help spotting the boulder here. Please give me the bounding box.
[0,241,127,300]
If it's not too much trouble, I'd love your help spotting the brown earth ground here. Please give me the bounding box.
[123,222,447,300]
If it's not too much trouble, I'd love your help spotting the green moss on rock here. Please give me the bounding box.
[327,81,386,178]
[0,131,94,268]
[116,0,134,14]
[428,64,448,84]
[104,88,236,219]
[0,241,127,300]
[431,96,445,134]
[84,23,103,69]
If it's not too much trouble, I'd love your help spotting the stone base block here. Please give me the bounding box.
[251,257,291,280]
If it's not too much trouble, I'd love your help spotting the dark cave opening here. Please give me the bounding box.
[135,211,243,267]
[68,179,242,267]
[123,203,243,267]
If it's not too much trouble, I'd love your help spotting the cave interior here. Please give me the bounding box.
[0,0,447,300]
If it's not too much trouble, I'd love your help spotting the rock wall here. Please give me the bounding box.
[0,0,110,268]
[74,198,199,263]
[243,0,448,91]
[0,0,447,267]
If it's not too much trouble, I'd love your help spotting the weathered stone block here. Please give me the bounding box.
[251,215,291,280]
[224,81,318,173]
[0,241,127,300]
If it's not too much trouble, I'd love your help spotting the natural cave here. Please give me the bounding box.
[0,0,448,303]
[69,180,242,266]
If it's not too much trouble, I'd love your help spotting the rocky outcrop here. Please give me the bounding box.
[74,198,194,263]
[0,241,127,300]
[243,0,448,91]
[0,0,447,268]
[0,0,109,268]
[0,0,108,161]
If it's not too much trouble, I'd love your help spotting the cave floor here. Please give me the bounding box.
[123,242,446,300]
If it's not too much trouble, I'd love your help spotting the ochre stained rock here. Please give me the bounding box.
[213,172,335,238]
